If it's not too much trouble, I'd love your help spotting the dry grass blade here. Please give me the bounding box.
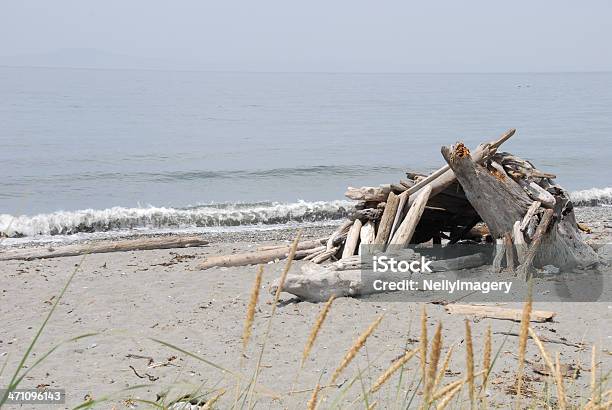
[306,383,321,410]
[464,319,475,409]
[555,352,567,410]
[274,232,302,301]
[370,348,418,393]
[420,305,428,389]
[367,401,377,410]
[433,345,455,393]
[302,295,335,367]
[482,325,492,388]
[425,322,443,403]
[202,389,226,409]
[528,327,568,408]
[331,315,384,384]
[242,265,264,351]
[247,231,301,408]
[431,379,464,403]
[527,327,556,374]
[435,383,463,410]
[591,344,598,407]
[516,286,532,402]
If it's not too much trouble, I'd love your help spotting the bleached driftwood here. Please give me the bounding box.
[342,219,363,259]
[257,238,327,251]
[273,252,487,302]
[513,221,528,264]
[197,242,321,270]
[516,209,554,279]
[442,144,599,271]
[0,236,210,261]
[389,193,408,240]
[359,221,376,253]
[389,185,431,246]
[504,232,516,272]
[312,247,339,264]
[520,201,541,231]
[345,185,391,202]
[402,129,516,202]
[429,252,488,271]
[492,238,506,273]
[270,264,365,302]
[374,191,399,245]
[517,180,556,208]
[441,143,533,238]
[444,304,555,322]
[327,220,352,251]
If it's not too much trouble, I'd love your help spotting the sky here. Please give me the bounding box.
[1,0,611,72]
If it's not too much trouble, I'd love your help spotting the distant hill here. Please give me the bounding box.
[0,48,189,70]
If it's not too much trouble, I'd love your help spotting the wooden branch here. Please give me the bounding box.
[516,209,554,279]
[401,129,516,199]
[513,221,528,264]
[389,192,408,241]
[495,331,583,348]
[257,238,326,251]
[275,253,490,302]
[360,221,375,246]
[1,236,210,261]
[389,185,432,246]
[430,252,488,271]
[312,247,339,264]
[374,191,399,246]
[341,219,363,259]
[326,220,352,251]
[197,242,319,270]
[351,208,382,222]
[492,238,506,273]
[405,129,516,202]
[520,201,541,231]
[441,142,533,238]
[504,232,516,272]
[445,304,555,323]
[517,180,556,208]
[345,185,391,202]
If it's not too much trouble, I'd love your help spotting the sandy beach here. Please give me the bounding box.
[1,207,610,409]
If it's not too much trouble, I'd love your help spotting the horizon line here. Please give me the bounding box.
[1,64,611,76]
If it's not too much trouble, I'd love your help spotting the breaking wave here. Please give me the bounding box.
[0,200,353,238]
[569,187,612,207]
[1,187,609,240]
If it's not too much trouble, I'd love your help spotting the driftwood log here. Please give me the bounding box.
[273,253,488,301]
[197,239,325,270]
[441,143,598,270]
[0,236,210,261]
[444,304,555,322]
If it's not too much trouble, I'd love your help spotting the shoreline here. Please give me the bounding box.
[0,207,610,407]
[1,205,610,251]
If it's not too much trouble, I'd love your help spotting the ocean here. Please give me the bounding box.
[1,66,611,243]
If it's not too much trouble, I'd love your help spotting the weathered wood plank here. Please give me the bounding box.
[374,191,399,246]
[445,304,555,322]
[389,185,432,246]
[2,236,210,261]
[341,219,363,259]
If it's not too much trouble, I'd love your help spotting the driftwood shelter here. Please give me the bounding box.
[199,129,601,301]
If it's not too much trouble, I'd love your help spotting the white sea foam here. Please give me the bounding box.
[1,187,610,243]
[569,187,612,207]
[0,200,353,238]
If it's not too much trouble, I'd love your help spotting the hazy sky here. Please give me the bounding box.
[1,0,611,72]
